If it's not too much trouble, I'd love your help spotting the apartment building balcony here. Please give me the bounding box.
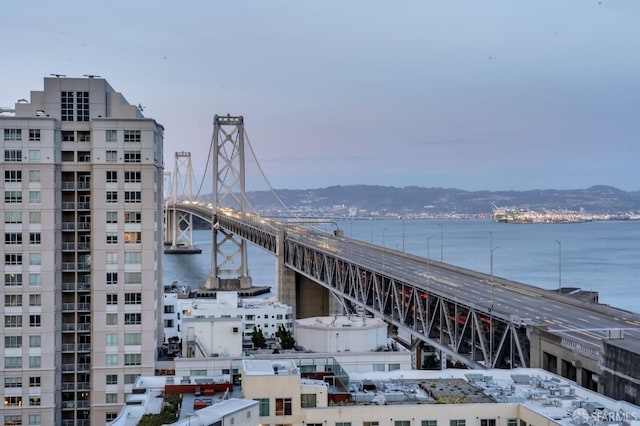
[62,420,90,426]
[62,323,91,333]
[61,202,90,211]
[62,242,91,251]
[62,363,90,373]
[62,182,91,191]
[62,222,91,232]
[61,262,91,272]
[62,281,91,292]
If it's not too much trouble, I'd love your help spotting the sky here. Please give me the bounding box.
[1,0,639,192]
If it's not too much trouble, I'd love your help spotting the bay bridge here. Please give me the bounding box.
[164,115,640,405]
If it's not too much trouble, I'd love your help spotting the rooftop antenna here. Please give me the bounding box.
[137,103,145,112]
[50,74,66,78]
[83,74,100,78]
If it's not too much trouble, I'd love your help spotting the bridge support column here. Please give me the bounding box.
[276,230,297,314]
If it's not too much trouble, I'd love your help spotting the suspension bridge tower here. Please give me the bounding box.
[205,115,253,290]
[165,151,202,254]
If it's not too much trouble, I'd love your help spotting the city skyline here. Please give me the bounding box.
[2,1,640,191]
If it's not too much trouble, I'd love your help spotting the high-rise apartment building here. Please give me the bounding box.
[0,76,164,425]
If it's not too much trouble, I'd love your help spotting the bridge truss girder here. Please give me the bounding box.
[283,238,530,369]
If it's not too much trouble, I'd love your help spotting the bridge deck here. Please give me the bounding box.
[171,202,640,357]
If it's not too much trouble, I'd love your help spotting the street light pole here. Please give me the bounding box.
[438,223,443,262]
[490,246,500,310]
[555,240,562,292]
[426,235,434,281]
[382,227,389,270]
[402,219,405,253]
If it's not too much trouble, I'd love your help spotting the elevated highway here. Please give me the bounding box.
[169,201,640,402]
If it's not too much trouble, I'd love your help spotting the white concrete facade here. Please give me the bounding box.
[0,76,164,425]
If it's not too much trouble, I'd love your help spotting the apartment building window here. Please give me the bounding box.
[124,333,141,345]
[5,273,22,286]
[29,191,41,203]
[29,171,40,184]
[4,396,22,406]
[106,393,118,404]
[106,354,118,366]
[4,150,22,162]
[300,393,316,408]
[124,252,142,264]
[125,374,140,385]
[125,313,141,325]
[4,170,21,182]
[5,294,22,307]
[106,313,117,325]
[106,294,118,305]
[125,211,141,223]
[29,128,41,141]
[124,292,142,305]
[124,272,141,284]
[106,211,118,223]
[4,191,22,203]
[62,131,74,141]
[29,274,41,286]
[106,129,118,142]
[506,420,517,426]
[106,232,118,244]
[106,150,117,162]
[105,374,118,385]
[4,377,22,387]
[106,272,118,285]
[395,421,410,426]
[29,396,41,406]
[450,421,466,426]
[275,398,292,416]
[5,315,22,327]
[77,91,89,121]
[124,353,142,365]
[5,253,22,265]
[4,335,22,348]
[29,377,40,387]
[5,357,22,369]
[61,91,73,121]
[106,334,118,346]
[29,336,41,348]
[164,319,174,328]
[164,305,175,314]
[29,294,41,306]
[4,212,22,224]
[124,130,141,142]
[106,413,118,423]
[124,150,141,163]
[28,357,39,369]
[480,421,496,426]
[106,191,118,203]
[29,212,40,224]
[124,231,141,243]
[254,398,269,416]
[29,232,41,244]
[124,171,141,182]
[29,315,41,327]
[106,170,118,182]
[388,363,400,371]
[124,191,141,203]
[29,414,41,425]
[5,415,22,425]
[28,150,41,162]
[4,128,22,141]
[29,253,41,265]
[336,423,351,426]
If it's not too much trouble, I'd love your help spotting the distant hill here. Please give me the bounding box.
[243,185,640,216]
